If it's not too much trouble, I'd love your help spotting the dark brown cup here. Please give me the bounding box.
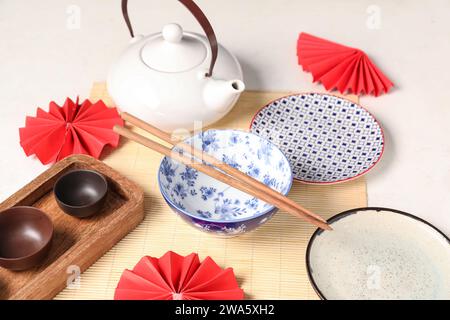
[54,169,108,218]
[0,206,54,271]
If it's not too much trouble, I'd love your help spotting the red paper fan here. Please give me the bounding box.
[114,251,244,300]
[297,33,394,96]
[19,97,123,164]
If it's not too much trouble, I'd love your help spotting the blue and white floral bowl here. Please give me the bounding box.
[158,129,293,237]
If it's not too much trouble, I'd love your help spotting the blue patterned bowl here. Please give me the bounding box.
[158,129,293,237]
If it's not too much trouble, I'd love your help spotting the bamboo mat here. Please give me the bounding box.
[55,83,367,300]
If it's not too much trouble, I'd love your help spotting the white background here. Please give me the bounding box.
[0,0,449,236]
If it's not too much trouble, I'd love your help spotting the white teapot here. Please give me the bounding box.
[107,0,245,132]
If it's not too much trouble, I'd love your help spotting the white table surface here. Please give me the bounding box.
[0,0,449,236]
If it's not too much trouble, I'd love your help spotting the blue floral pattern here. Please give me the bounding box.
[200,130,220,152]
[200,186,216,200]
[158,130,293,236]
[160,160,177,183]
[180,167,198,187]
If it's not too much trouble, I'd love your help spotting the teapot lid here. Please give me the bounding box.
[141,23,207,73]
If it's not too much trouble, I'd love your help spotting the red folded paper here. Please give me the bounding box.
[19,97,123,164]
[114,251,244,300]
[297,33,394,96]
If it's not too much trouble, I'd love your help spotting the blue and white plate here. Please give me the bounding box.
[158,129,293,237]
[250,93,385,184]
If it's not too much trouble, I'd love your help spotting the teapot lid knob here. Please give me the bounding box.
[162,23,183,43]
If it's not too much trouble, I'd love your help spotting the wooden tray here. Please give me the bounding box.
[0,155,144,300]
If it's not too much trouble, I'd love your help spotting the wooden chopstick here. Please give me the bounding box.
[113,122,331,231]
[120,112,331,230]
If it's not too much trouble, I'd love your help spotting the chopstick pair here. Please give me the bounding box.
[113,113,332,231]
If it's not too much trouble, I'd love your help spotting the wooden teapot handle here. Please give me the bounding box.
[121,0,218,77]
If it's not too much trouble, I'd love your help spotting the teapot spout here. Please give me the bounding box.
[203,78,245,113]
